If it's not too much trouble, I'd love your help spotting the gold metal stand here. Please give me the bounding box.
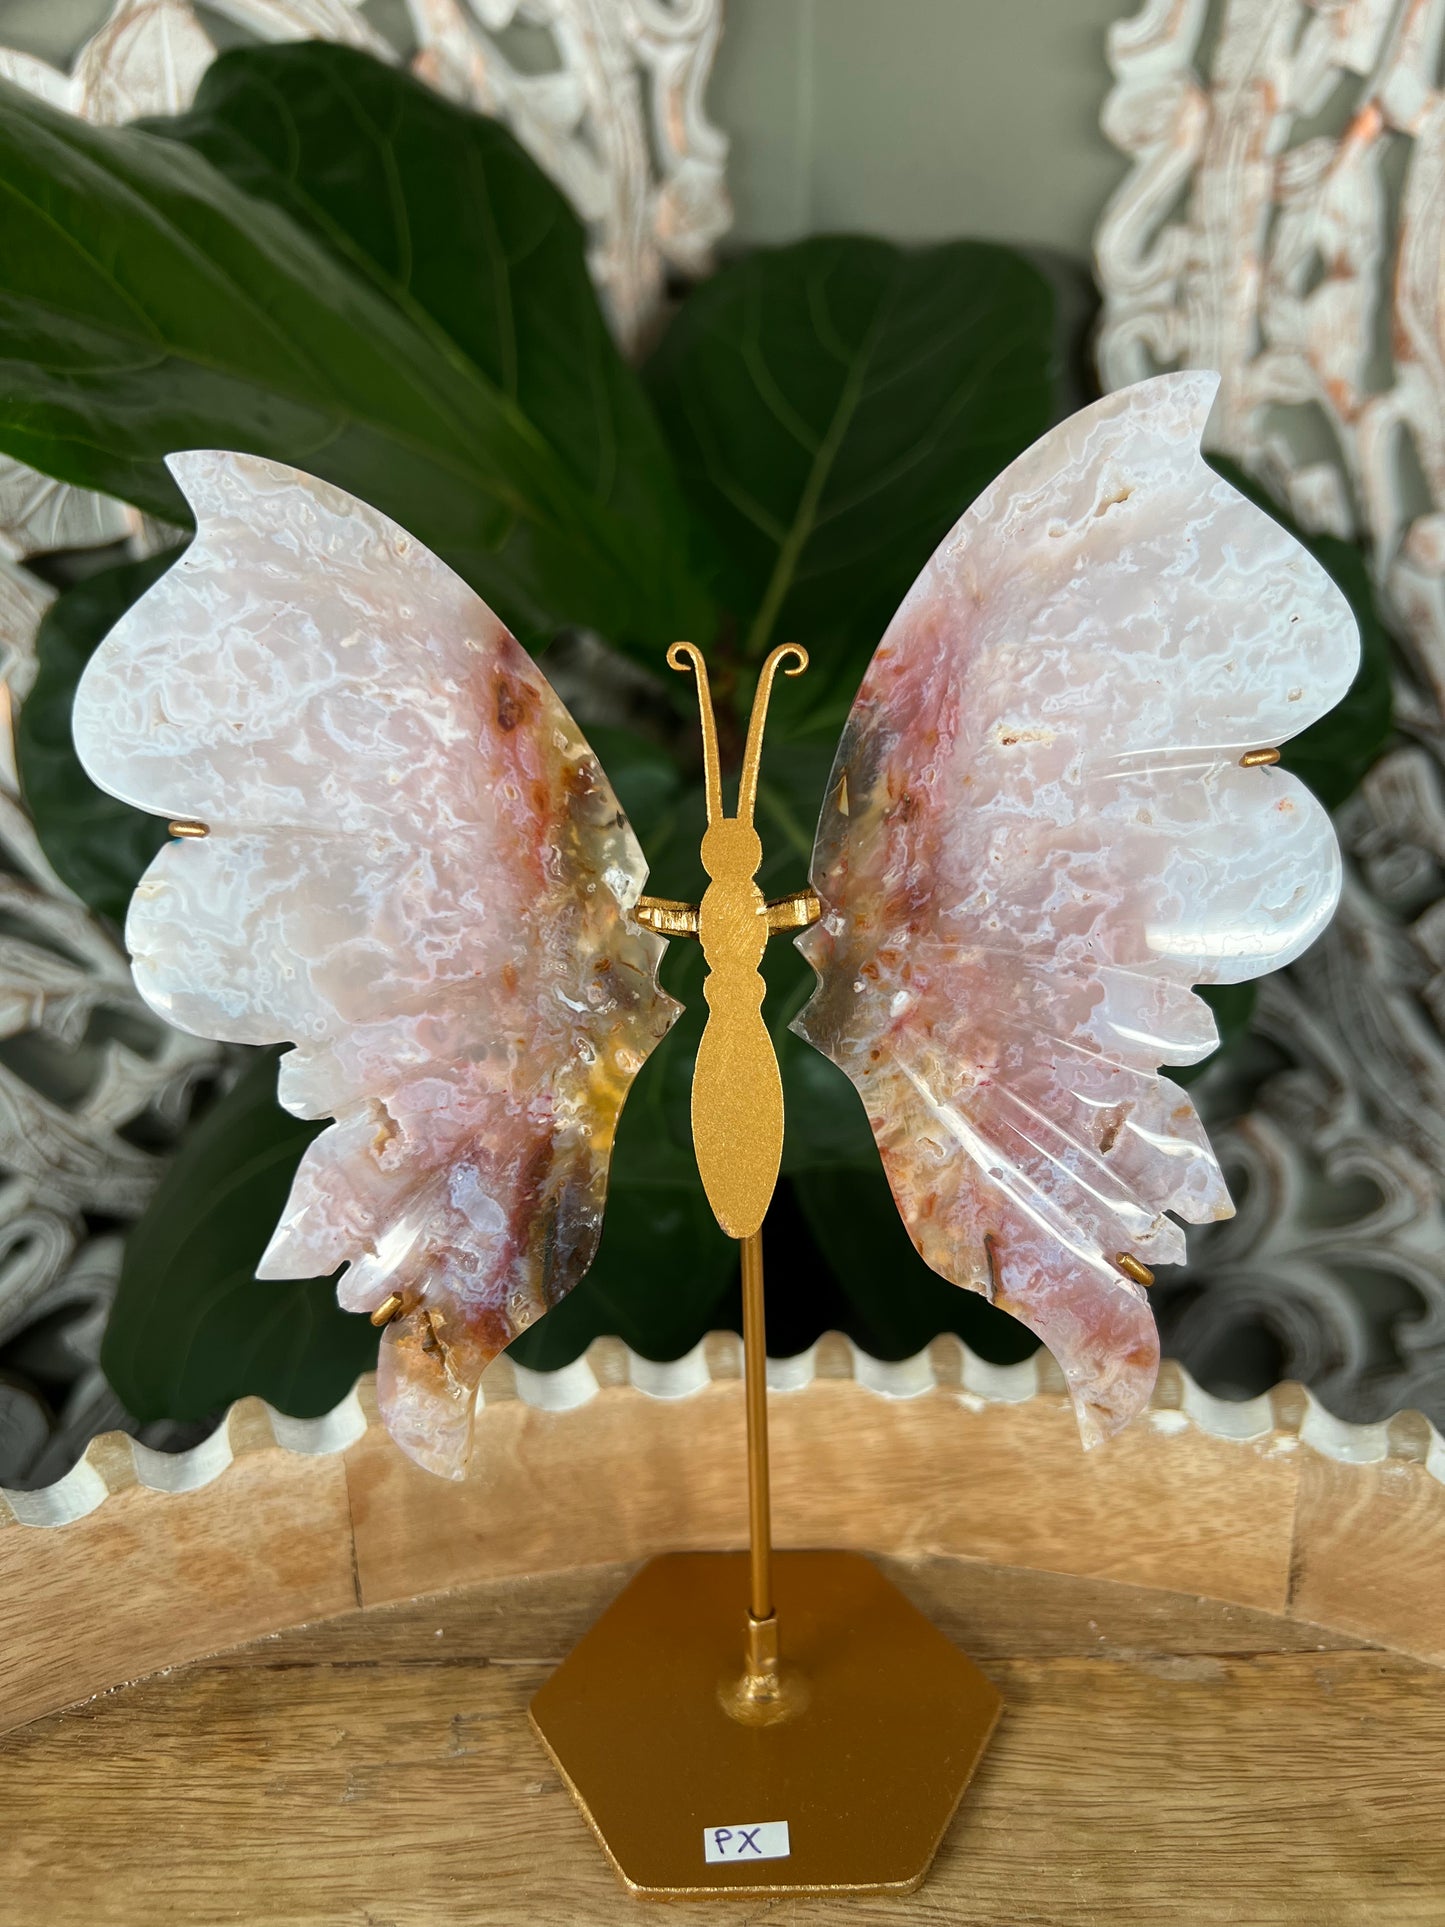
[739,1232,779,1692]
[529,645,1002,1897]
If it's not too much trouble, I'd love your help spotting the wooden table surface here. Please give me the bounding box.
[3,1550,1442,1927]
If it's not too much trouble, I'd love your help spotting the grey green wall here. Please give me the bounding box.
[0,0,1129,259]
[713,0,1127,258]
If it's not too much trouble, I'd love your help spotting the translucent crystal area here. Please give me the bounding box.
[74,451,678,1476]
[795,373,1359,1443]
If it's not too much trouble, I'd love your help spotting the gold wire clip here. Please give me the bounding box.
[1115,1252,1155,1288]
[169,819,211,838]
[1239,747,1281,768]
[633,897,699,937]
[764,887,821,931]
[369,1292,404,1328]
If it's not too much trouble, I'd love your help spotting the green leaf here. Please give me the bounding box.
[17,548,183,923]
[0,44,711,656]
[780,1031,877,1173]
[645,235,1055,733]
[1166,980,1258,1087]
[583,723,686,852]
[102,1048,378,1423]
[1208,455,1394,809]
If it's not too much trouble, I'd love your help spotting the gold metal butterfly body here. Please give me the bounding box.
[634,642,819,1240]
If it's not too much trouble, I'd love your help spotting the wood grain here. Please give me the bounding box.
[1289,1452,1445,1664]
[344,1371,1302,1612]
[1,1557,1439,1927]
[0,1438,356,1732]
[10,1344,1445,1739]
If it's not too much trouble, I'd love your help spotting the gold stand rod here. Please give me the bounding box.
[740,1229,779,1691]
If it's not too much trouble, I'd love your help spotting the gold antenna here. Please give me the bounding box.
[667,641,722,825]
[737,644,809,828]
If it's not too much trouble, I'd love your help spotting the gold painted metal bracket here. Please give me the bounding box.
[634,887,820,939]
[632,896,699,937]
[764,887,821,931]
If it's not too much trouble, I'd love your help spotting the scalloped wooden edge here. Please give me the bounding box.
[4,1333,1444,1735]
[6,1332,1442,1530]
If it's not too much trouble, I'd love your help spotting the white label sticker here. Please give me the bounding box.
[703,1821,791,1864]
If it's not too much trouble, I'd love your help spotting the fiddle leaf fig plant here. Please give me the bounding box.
[0,40,1394,1422]
[0,42,707,658]
[645,233,1057,741]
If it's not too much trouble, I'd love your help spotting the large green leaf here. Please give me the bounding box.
[1208,454,1393,809]
[645,235,1055,735]
[102,1048,378,1422]
[0,45,710,655]
[17,548,183,923]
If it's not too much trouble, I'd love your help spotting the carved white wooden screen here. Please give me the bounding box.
[1098,0,1445,1420]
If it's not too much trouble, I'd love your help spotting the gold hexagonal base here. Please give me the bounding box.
[529,1550,1002,1898]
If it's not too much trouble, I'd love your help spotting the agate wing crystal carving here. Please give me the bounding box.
[73,372,1357,1473]
[794,373,1359,1444]
[72,452,677,1477]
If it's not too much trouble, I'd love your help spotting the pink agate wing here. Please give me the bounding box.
[793,372,1358,1444]
[73,452,678,1477]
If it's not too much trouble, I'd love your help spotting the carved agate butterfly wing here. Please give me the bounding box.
[72,453,678,1477]
[794,372,1359,1443]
